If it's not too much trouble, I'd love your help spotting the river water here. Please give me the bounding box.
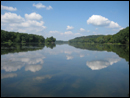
[1,43,129,97]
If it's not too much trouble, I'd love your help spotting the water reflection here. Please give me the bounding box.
[69,43,129,62]
[1,43,129,97]
[33,75,53,81]
[1,73,17,79]
[86,57,121,70]
[1,50,45,72]
[66,55,73,60]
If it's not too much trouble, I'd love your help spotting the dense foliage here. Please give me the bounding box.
[1,30,46,43]
[69,27,129,44]
[45,36,56,44]
[1,30,56,44]
[69,35,104,44]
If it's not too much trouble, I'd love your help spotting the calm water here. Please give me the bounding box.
[1,43,129,97]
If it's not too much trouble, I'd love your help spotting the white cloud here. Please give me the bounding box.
[61,31,81,36]
[66,25,74,30]
[33,3,53,10]
[87,15,122,29]
[46,30,81,41]
[49,31,59,34]
[80,28,85,32]
[119,27,124,30]
[1,12,46,35]
[25,12,42,20]
[108,21,121,28]
[1,12,24,23]
[95,28,98,30]
[1,5,17,11]
[33,3,46,9]
[87,30,90,32]
[87,15,110,26]
[64,31,73,34]
[24,20,45,27]
[46,5,53,10]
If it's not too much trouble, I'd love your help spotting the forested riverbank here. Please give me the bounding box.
[69,27,129,45]
[1,30,56,44]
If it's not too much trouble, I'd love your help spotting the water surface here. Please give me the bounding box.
[1,43,129,97]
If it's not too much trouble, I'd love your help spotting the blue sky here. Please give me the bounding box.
[1,1,129,41]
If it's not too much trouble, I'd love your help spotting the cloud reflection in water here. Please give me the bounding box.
[86,57,121,70]
[1,51,46,72]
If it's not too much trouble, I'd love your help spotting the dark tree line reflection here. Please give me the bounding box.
[69,43,129,62]
[1,43,56,55]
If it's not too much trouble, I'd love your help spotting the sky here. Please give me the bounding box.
[1,1,129,41]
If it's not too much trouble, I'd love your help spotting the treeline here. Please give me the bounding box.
[55,40,68,44]
[1,30,56,44]
[45,36,56,44]
[69,26,129,45]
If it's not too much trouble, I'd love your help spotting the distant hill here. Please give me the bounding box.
[69,26,129,44]
[69,35,104,43]
[55,40,68,44]
[111,26,129,44]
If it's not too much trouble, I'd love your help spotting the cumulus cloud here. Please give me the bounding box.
[61,31,81,36]
[1,5,17,11]
[95,28,98,30]
[86,30,90,32]
[33,3,46,9]
[80,28,85,32]
[47,30,81,41]
[46,5,53,10]
[49,31,59,34]
[64,31,73,34]
[25,12,42,20]
[87,15,122,29]
[33,3,53,10]
[87,15,110,26]
[66,25,74,30]
[1,12,24,23]
[1,12,46,34]
[108,21,121,28]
